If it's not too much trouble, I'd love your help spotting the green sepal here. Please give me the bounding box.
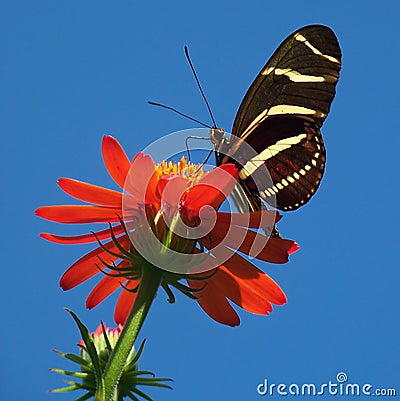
[74,393,95,401]
[108,222,133,258]
[170,280,205,295]
[120,281,140,293]
[92,233,128,261]
[49,368,88,379]
[161,282,176,304]
[52,349,92,369]
[66,308,105,400]
[183,267,218,281]
[99,321,112,354]
[50,383,81,393]
[126,392,141,401]
[125,370,154,377]
[132,377,173,389]
[129,339,146,365]
[131,387,155,401]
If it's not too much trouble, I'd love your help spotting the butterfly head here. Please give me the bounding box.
[210,127,225,147]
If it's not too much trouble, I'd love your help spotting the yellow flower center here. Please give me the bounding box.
[155,157,205,185]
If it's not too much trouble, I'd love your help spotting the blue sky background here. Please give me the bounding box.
[2,1,399,400]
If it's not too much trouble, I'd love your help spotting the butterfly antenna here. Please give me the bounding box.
[201,148,214,165]
[148,101,211,128]
[191,148,214,176]
[184,45,217,128]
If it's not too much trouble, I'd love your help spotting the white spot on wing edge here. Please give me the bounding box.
[295,33,341,64]
[262,66,275,75]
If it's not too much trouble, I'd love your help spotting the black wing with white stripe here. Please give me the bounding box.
[218,25,341,211]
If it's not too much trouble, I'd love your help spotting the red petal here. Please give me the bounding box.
[86,274,123,309]
[102,136,131,188]
[215,210,280,228]
[221,253,286,305]
[123,153,160,207]
[289,242,300,254]
[58,178,122,207]
[206,223,295,264]
[159,175,187,208]
[187,277,240,327]
[211,267,274,314]
[40,225,124,244]
[235,230,294,263]
[183,164,238,211]
[86,260,133,308]
[60,235,131,290]
[35,205,122,223]
[200,163,238,182]
[114,280,139,325]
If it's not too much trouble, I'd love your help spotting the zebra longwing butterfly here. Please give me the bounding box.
[212,25,341,213]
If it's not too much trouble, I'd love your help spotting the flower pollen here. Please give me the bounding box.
[156,157,205,185]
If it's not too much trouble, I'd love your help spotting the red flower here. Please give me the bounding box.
[78,323,123,348]
[36,136,298,326]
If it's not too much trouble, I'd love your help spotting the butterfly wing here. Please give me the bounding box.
[223,25,341,211]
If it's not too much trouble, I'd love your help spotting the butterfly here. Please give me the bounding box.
[211,25,342,216]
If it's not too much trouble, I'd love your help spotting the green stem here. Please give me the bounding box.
[111,387,118,401]
[100,263,163,401]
